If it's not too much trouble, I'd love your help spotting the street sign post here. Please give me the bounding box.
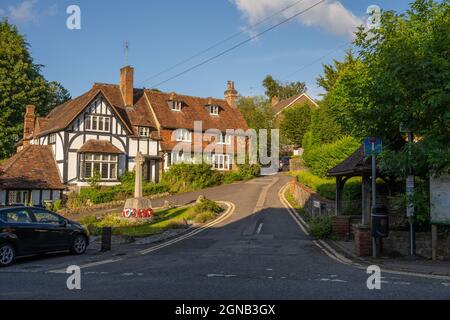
[365,137,382,258]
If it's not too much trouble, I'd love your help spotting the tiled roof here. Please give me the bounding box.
[144,90,248,132]
[0,145,65,190]
[327,145,372,177]
[33,83,247,139]
[272,93,318,116]
[79,140,123,154]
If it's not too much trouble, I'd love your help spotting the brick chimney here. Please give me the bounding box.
[120,66,134,106]
[23,105,35,147]
[271,96,279,107]
[224,80,238,108]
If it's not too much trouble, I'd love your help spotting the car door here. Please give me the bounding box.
[30,209,71,251]
[2,208,40,254]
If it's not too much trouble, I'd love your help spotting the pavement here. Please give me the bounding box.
[0,174,449,299]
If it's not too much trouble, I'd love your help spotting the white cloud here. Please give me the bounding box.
[1,0,57,24]
[8,0,39,23]
[230,0,364,39]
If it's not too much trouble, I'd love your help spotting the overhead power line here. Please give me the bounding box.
[139,0,309,86]
[282,42,350,80]
[150,0,326,88]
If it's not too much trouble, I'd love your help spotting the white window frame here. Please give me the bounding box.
[171,151,192,165]
[81,153,118,181]
[217,134,232,145]
[175,129,192,142]
[85,115,111,133]
[139,127,150,137]
[170,101,182,112]
[209,105,219,116]
[213,154,231,171]
[48,134,56,144]
[9,191,29,205]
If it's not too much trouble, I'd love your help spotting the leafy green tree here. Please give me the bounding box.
[0,20,71,158]
[262,75,307,100]
[323,0,449,176]
[237,96,274,133]
[316,51,356,94]
[279,103,311,147]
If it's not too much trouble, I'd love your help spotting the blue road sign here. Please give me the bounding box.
[364,138,382,156]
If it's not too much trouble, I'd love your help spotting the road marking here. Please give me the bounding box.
[279,182,450,281]
[48,259,121,274]
[207,274,236,278]
[278,185,310,236]
[48,201,235,273]
[256,223,263,235]
[139,201,234,255]
[253,177,279,213]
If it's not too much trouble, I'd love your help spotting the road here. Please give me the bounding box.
[0,174,449,299]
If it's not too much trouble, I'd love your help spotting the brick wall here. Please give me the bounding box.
[354,225,372,257]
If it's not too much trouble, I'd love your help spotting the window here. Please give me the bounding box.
[8,191,29,205]
[48,134,56,144]
[171,152,193,165]
[175,129,192,142]
[209,105,219,115]
[217,134,232,145]
[213,154,231,171]
[32,209,62,225]
[139,127,150,137]
[169,100,182,111]
[1,209,32,223]
[85,115,111,132]
[81,153,118,180]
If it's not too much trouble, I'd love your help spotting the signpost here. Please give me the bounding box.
[364,137,382,258]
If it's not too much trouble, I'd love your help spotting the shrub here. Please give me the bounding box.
[309,215,332,239]
[162,163,223,193]
[79,214,99,226]
[238,163,260,178]
[293,171,361,201]
[192,211,217,223]
[303,136,360,177]
[193,199,223,214]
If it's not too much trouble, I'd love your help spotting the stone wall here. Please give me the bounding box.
[290,178,334,216]
[383,230,450,259]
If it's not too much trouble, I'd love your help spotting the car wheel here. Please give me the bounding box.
[70,235,88,255]
[0,243,16,267]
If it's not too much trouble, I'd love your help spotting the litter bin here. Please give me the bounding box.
[371,204,389,238]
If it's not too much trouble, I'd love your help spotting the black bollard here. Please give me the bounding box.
[101,227,112,252]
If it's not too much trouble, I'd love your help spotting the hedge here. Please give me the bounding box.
[302,136,360,177]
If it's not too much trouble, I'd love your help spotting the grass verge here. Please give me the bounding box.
[79,199,224,237]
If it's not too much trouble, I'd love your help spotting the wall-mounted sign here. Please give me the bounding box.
[430,174,450,225]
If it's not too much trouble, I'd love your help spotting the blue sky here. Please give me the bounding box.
[1,0,412,100]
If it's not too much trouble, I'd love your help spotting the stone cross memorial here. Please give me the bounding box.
[122,152,154,218]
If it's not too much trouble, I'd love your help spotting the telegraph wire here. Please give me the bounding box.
[149,0,326,88]
[138,0,310,86]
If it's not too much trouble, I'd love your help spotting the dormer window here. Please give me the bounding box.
[175,129,191,142]
[209,105,219,116]
[139,127,150,137]
[168,100,182,112]
[217,134,231,145]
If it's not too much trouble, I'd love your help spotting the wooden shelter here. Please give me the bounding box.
[327,145,373,225]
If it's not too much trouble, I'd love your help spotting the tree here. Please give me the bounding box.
[316,51,357,94]
[262,75,307,100]
[0,19,71,158]
[327,0,450,176]
[279,103,311,147]
[237,96,274,133]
